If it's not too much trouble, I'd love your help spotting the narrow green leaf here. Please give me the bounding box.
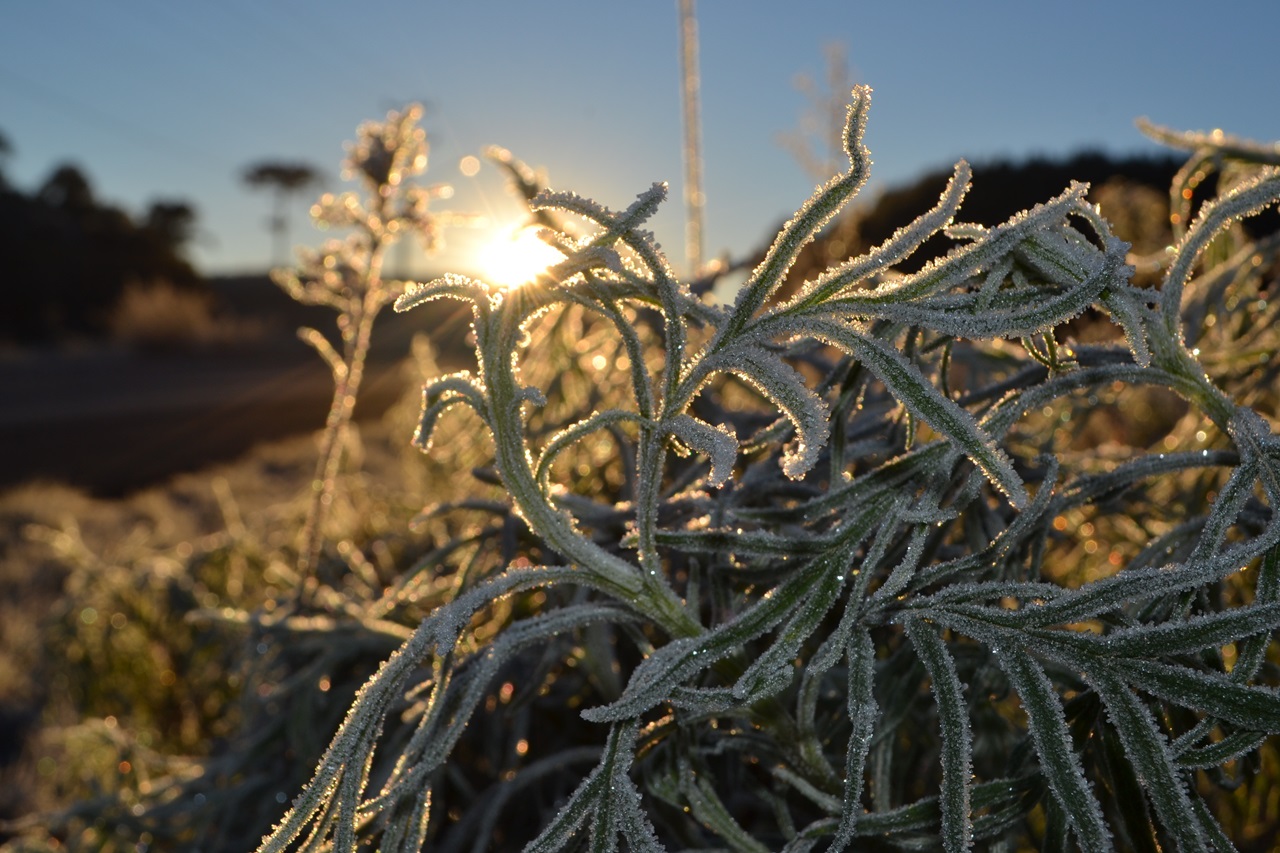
[809,320,1026,506]
[905,618,973,853]
[830,629,878,851]
[710,345,831,479]
[732,501,886,701]
[412,372,489,453]
[535,409,646,490]
[680,758,772,853]
[1188,792,1242,853]
[581,555,831,723]
[1175,730,1268,769]
[395,273,493,313]
[998,646,1110,851]
[1080,601,1280,660]
[1090,666,1208,853]
[662,413,739,487]
[783,160,972,310]
[1161,168,1280,335]
[721,85,872,339]
[1109,657,1280,731]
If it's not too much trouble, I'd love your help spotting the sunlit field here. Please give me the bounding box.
[4,13,1280,853]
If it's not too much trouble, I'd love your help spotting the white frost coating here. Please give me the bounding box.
[706,345,830,479]
[1137,118,1280,165]
[1161,168,1280,338]
[412,371,489,452]
[783,160,972,309]
[394,273,493,313]
[663,414,738,487]
[807,319,1027,507]
[905,618,973,853]
[998,647,1111,851]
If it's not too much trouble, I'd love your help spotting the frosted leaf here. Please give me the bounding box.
[905,618,973,853]
[256,619,442,853]
[1098,289,1153,370]
[425,565,594,654]
[1051,449,1233,514]
[1161,168,1280,337]
[853,256,1110,340]
[910,606,1020,652]
[583,552,838,723]
[411,372,489,453]
[1177,731,1270,771]
[656,527,830,557]
[402,606,633,785]
[974,255,1015,311]
[809,320,1026,506]
[617,772,666,853]
[772,765,843,813]
[708,345,831,479]
[1137,118,1280,165]
[1192,455,1264,564]
[997,647,1111,851]
[869,524,930,605]
[668,684,737,713]
[1043,602,1280,662]
[858,182,1089,305]
[515,384,547,408]
[394,273,493,313]
[1024,514,1280,627]
[662,414,739,487]
[784,160,972,309]
[532,183,667,248]
[1107,657,1280,731]
[732,489,890,696]
[520,754,606,851]
[1089,666,1209,853]
[679,757,772,853]
[719,86,873,340]
[831,628,878,851]
[732,547,845,700]
[534,409,645,490]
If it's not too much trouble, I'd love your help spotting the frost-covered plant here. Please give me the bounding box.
[257,88,1280,851]
[273,104,469,589]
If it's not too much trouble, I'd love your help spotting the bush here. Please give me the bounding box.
[251,88,1280,851]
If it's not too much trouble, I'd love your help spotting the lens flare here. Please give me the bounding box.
[481,226,563,288]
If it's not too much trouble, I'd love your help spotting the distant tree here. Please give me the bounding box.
[145,200,198,251]
[0,161,202,345]
[0,129,12,187]
[38,163,95,210]
[241,161,322,267]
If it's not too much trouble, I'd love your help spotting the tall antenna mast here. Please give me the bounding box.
[678,0,704,275]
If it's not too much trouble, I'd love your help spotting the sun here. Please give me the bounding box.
[480,225,564,289]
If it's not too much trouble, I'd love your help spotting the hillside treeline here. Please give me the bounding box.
[0,157,203,345]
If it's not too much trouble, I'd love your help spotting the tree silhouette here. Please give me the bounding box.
[241,161,322,267]
[0,129,12,187]
[0,161,202,344]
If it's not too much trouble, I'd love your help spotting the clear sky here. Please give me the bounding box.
[3,0,1278,280]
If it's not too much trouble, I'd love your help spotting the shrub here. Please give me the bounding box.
[250,87,1280,852]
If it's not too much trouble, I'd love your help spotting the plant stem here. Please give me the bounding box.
[297,236,386,603]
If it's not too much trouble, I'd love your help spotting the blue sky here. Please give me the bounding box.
[3,1,1278,279]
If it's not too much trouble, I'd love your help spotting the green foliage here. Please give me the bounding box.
[248,88,1280,851]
